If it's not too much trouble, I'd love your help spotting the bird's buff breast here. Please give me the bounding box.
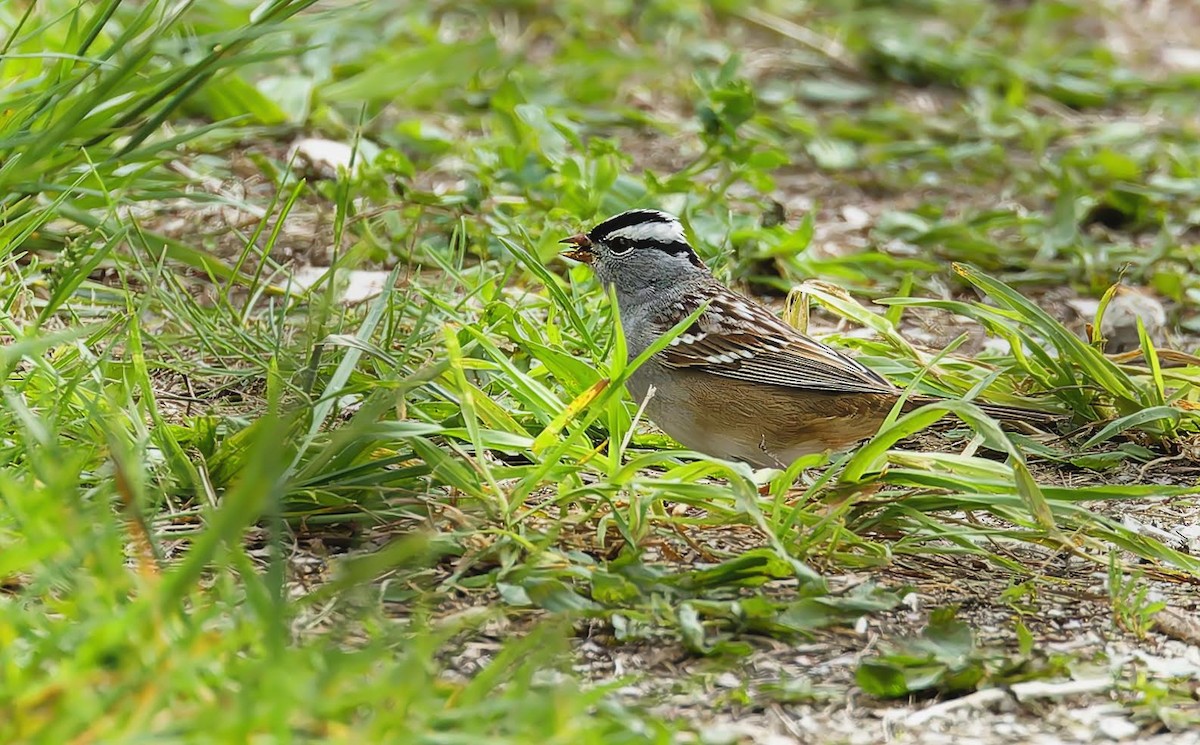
[626,364,891,468]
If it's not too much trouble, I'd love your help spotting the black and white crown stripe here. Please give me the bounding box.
[600,218,686,248]
[587,209,675,240]
[587,209,704,266]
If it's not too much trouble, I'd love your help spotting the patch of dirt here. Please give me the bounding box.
[123,142,339,270]
[1099,0,1200,78]
[573,550,1200,744]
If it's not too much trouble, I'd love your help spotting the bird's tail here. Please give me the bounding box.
[905,395,1062,427]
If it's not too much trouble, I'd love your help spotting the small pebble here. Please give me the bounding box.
[1097,716,1140,741]
[1101,288,1167,353]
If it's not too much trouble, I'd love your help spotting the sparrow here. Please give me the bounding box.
[560,209,1054,467]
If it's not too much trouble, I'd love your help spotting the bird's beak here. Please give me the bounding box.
[559,233,595,264]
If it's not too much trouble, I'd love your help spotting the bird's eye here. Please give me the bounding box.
[606,237,634,255]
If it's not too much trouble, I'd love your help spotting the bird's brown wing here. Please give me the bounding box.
[655,285,897,396]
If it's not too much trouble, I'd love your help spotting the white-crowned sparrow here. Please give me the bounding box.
[560,209,1054,468]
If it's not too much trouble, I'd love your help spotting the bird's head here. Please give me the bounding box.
[560,209,707,293]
